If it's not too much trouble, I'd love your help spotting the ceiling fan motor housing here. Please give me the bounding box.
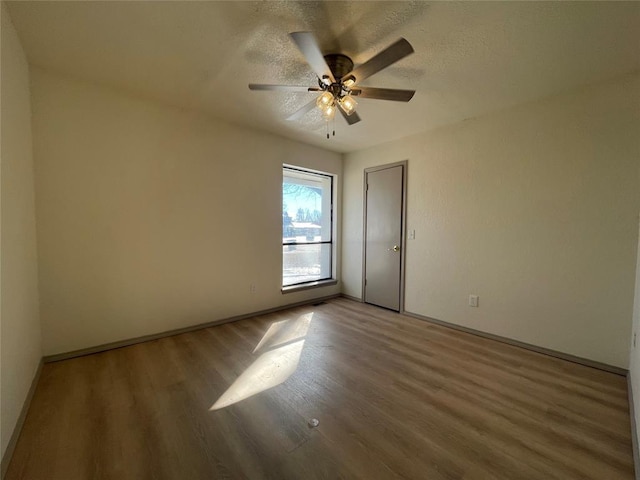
[324,54,354,82]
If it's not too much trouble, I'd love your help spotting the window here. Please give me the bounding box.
[282,166,334,289]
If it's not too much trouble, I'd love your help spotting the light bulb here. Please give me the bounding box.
[316,91,334,110]
[342,75,356,88]
[338,95,357,116]
[322,104,336,120]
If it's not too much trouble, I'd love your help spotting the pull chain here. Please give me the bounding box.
[324,116,337,139]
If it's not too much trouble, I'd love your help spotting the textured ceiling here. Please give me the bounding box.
[6,1,640,153]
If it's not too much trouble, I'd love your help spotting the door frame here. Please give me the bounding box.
[361,160,408,313]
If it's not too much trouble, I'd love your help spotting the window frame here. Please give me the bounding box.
[281,165,337,293]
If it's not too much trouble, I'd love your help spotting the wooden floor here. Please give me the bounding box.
[6,298,634,479]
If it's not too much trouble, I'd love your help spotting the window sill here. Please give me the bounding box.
[281,279,338,294]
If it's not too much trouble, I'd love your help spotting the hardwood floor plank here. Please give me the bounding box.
[5,299,634,479]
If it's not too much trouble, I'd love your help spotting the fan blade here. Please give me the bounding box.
[339,107,361,126]
[289,32,335,83]
[351,87,415,102]
[249,84,320,92]
[343,38,414,84]
[287,99,317,121]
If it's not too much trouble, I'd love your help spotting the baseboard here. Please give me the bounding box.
[628,374,640,480]
[403,310,627,376]
[340,293,363,302]
[1,358,43,480]
[43,294,341,363]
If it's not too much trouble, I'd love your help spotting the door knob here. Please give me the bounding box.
[392,245,400,252]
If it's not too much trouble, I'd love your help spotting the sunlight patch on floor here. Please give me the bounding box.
[252,314,312,353]
[210,313,313,410]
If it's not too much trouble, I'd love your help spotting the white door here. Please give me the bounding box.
[364,164,405,311]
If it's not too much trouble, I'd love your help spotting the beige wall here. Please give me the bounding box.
[343,73,640,369]
[629,178,640,456]
[31,69,341,356]
[0,3,42,458]
[630,216,640,452]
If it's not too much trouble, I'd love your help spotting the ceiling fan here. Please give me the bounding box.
[249,32,415,131]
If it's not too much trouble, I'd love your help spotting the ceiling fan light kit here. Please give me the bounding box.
[339,95,357,116]
[321,103,336,121]
[249,31,416,138]
[316,91,334,109]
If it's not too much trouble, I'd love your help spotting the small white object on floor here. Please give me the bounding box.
[308,418,319,428]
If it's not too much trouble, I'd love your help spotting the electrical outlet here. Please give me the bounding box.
[469,295,479,307]
[250,284,256,294]
[409,229,416,240]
